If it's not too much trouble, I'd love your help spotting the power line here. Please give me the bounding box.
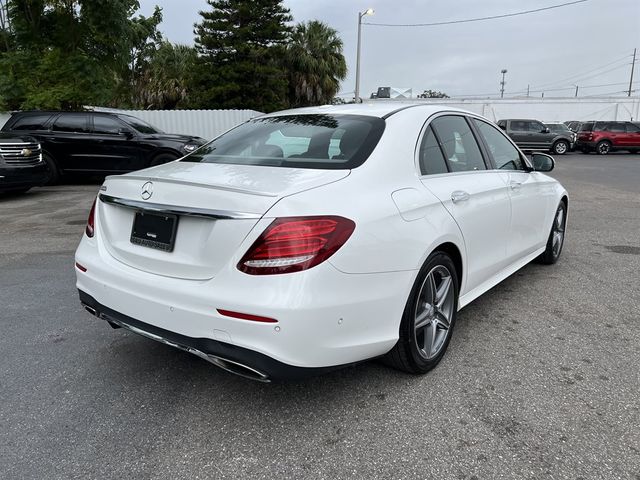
[363,0,588,27]
[529,53,633,89]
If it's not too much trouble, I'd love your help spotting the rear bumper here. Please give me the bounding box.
[0,163,48,191]
[75,233,414,377]
[79,290,342,381]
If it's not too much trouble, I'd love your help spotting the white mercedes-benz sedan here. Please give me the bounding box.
[75,104,568,382]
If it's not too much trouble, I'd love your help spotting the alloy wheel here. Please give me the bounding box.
[552,205,566,258]
[413,265,455,360]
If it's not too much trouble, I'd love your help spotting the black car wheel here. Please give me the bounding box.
[552,140,569,155]
[596,141,611,155]
[43,153,61,185]
[384,251,459,374]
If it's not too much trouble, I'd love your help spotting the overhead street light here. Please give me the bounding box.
[355,8,375,103]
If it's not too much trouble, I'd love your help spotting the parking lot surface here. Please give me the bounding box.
[1,154,639,479]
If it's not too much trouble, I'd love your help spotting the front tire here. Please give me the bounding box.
[536,201,567,265]
[43,153,61,185]
[552,140,569,155]
[596,140,611,155]
[385,252,459,374]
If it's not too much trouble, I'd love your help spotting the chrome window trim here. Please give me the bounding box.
[99,193,261,220]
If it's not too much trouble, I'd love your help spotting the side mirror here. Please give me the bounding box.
[531,153,554,172]
[119,128,134,139]
[542,127,550,133]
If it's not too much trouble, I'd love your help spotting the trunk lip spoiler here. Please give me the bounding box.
[99,193,262,220]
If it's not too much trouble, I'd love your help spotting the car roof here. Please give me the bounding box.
[259,102,473,119]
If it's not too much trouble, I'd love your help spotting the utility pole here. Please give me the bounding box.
[355,8,375,103]
[629,47,637,97]
[526,84,530,97]
[574,85,579,97]
[500,69,508,98]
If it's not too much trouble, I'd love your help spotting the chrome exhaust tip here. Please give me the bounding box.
[82,304,97,316]
[100,314,271,382]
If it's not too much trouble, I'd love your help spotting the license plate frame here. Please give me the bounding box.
[130,210,178,252]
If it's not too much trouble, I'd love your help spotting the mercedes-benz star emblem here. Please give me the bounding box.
[141,181,153,200]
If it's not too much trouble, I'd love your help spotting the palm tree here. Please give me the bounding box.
[140,42,197,109]
[284,21,347,107]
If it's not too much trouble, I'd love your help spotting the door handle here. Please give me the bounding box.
[451,190,470,203]
[509,181,522,190]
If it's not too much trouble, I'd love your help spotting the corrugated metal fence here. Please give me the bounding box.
[93,108,262,140]
[0,108,262,140]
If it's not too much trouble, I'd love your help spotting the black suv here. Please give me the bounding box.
[1,111,207,183]
[0,132,49,194]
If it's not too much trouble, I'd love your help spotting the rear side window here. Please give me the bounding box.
[605,122,626,133]
[430,116,486,172]
[10,114,52,131]
[473,119,525,171]
[182,114,385,170]
[627,123,640,133]
[52,114,90,133]
[418,126,448,175]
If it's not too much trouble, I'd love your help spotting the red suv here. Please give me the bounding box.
[576,121,640,155]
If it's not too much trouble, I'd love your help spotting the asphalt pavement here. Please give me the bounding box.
[1,153,639,479]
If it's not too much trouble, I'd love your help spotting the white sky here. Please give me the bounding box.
[137,0,640,99]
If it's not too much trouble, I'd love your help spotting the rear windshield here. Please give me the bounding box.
[181,114,386,170]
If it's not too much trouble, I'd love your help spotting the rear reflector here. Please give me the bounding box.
[238,216,355,275]
[75,262,87,272]
[217,309,277,323]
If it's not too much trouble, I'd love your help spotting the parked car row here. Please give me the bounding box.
[497,118,640,156]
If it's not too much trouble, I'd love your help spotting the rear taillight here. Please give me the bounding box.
[85,198,96,238]
[238,216,355,275]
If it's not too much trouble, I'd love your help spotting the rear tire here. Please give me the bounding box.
[552,140,569,155]
[596,141,611,155]
[43,153,61,185]
[149,152,180,167]
[384,251,459,374]
[536,201,567,265]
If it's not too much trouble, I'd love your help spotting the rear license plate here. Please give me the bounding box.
[130,211,178,252]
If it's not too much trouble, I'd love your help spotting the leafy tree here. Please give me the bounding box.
[138,42,197,109]
[418,89,450,99]
[283,21,346,107]
[0,0,163,110]
[191,0,292,112]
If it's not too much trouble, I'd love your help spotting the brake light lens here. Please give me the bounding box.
[238,216,355,275]
[85,198,96,238]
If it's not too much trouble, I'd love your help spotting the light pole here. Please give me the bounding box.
[355,8,375,103]
[500,69,508,98]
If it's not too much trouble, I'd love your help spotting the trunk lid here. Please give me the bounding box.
[97,162,349,280]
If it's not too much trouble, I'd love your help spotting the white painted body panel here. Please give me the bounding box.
[75,103,568,370]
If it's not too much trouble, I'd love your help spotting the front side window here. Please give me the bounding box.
[510,121,528,131]
[418,125,448,175]
[473,119,525,171]
[52,114,90,133]
[182,114,385,170]
[528,121,545,133]
[430,116,486,172]
[93,116,125,135]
